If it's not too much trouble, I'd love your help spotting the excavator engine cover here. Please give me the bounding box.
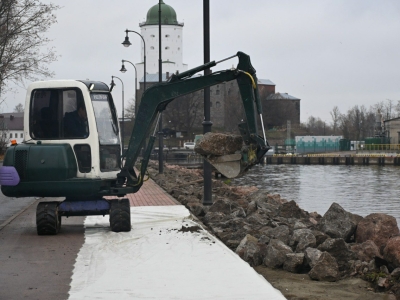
[1,143,103,198]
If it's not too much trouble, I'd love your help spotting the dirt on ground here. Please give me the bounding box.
[255,266,396,300]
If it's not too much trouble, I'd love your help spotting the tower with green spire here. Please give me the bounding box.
[135,1,188,86]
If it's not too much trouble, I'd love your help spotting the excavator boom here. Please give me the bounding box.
[118,51,270,190]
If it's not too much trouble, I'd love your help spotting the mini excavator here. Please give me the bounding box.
[0,51,270,234]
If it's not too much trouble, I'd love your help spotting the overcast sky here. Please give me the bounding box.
[3,0,400,123]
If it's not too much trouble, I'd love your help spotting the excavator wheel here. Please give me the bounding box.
[109,198,131,232]
[36,201,61,235]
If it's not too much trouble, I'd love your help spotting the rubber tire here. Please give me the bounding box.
[109,198,131,232]
[36,201,61,235]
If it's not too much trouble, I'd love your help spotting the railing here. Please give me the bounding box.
[360,144,400,151]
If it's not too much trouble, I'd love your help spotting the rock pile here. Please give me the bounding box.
[194,132,243,156]
[146,161,400,295]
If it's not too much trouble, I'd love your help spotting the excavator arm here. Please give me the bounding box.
[117,51,270,192]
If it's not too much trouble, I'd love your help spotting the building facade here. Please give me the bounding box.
[384,117,400,144]
[0,112,24,149]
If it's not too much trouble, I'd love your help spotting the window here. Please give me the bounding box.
[74,144,92,173]
[216,101,221,108]
[216,90,220,95]
[91,93,119,146]
[20,133,23,138]
[9,133,12,138]
[14,133,17,138]
[30,88,88,139]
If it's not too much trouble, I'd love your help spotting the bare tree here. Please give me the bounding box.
[0,0,59,102]
[330,106,341,134]
[303,116,332,135]
[163,92,203,138]
[337,105,375,140]
[0,116,8,153]
[13,102,23,112]
[395,100,400,118]
[384,99,394,120]
[124,98,135,118]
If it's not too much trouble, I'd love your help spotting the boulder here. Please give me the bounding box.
[195,132,243,156]
[236,234,263,266]
[308,252,340,282]
[294,221,307,230]
[317,238,357,273]
[208,199,237,214]
[351,240,382,262]
[258,235,270,245]
[248,191,286,207]
[304,247,322,269]
[391,267,400,277]
[318,203,357,242]
[262,225,290,245]
[289,229,317,252]
[279,200,308,219]
[203,211,228,224]
[283,253,305,273]
[231,207,246,218]
[186,202,205,217]
[383,236,400,268]
[312,230,330,246]
[264,239,293,268]
[246,200,257,216]
[355,213,399,253]
[246,212,269,227]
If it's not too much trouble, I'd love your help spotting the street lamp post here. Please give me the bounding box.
[158,0,163,174]
[202,0,212,206]
[120,59,137,112]
[110,75,125,153]
[122,29,146,91]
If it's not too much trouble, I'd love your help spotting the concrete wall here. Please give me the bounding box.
[386,119,400,144]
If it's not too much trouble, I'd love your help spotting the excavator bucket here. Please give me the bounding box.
[195,133,266,178]
[206,154,242,178]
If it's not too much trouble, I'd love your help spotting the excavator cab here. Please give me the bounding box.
[1,80,122,199]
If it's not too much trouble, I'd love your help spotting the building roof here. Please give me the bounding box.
[258,79,275,86]
[0,112,24,130]
[384,117,400,123]
[266,92,300,100]
[142,1,183,26]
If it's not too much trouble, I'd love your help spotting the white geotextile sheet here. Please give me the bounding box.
[69,205,286,300]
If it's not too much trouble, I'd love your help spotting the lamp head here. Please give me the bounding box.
[122,31,131,47]
[109,77,116,92]
[120,64,127,73]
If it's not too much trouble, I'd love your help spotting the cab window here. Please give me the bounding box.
[30,88,89,139]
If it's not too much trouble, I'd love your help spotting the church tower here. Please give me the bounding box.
[135,1,188,86]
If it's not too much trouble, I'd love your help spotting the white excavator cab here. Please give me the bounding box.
[25,80,121,180]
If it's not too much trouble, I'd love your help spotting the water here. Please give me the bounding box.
[231,164,400,224]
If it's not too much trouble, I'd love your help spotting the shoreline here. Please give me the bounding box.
[146,161,397,299]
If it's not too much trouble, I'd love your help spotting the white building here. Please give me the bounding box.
[0,112,24,147]
[135,1,188,88]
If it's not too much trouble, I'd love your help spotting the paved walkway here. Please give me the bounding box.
[110,177,180,207]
